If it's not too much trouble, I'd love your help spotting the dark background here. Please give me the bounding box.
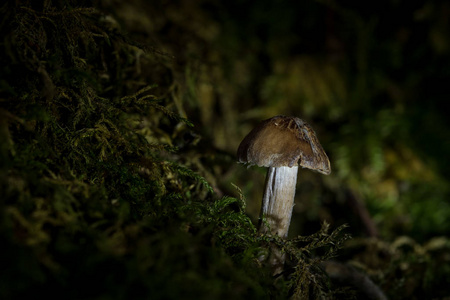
[134,0,450,240]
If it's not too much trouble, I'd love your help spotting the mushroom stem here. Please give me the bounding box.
[259,166,298,274]
[259,166,298,238]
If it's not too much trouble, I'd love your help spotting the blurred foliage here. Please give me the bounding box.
[110,0,450,297]
[108,0,450,242]
[339,236,450,299]
[1,0,450,299]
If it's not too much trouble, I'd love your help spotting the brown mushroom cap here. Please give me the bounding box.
[237,115,331,175]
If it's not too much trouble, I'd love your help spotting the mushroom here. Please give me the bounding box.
[237,115,330,272]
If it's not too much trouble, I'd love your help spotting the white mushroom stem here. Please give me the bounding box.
[260,166,298,238]
[259,166,298,274]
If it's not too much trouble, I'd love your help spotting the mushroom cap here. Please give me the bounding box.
[237,115,331,175]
